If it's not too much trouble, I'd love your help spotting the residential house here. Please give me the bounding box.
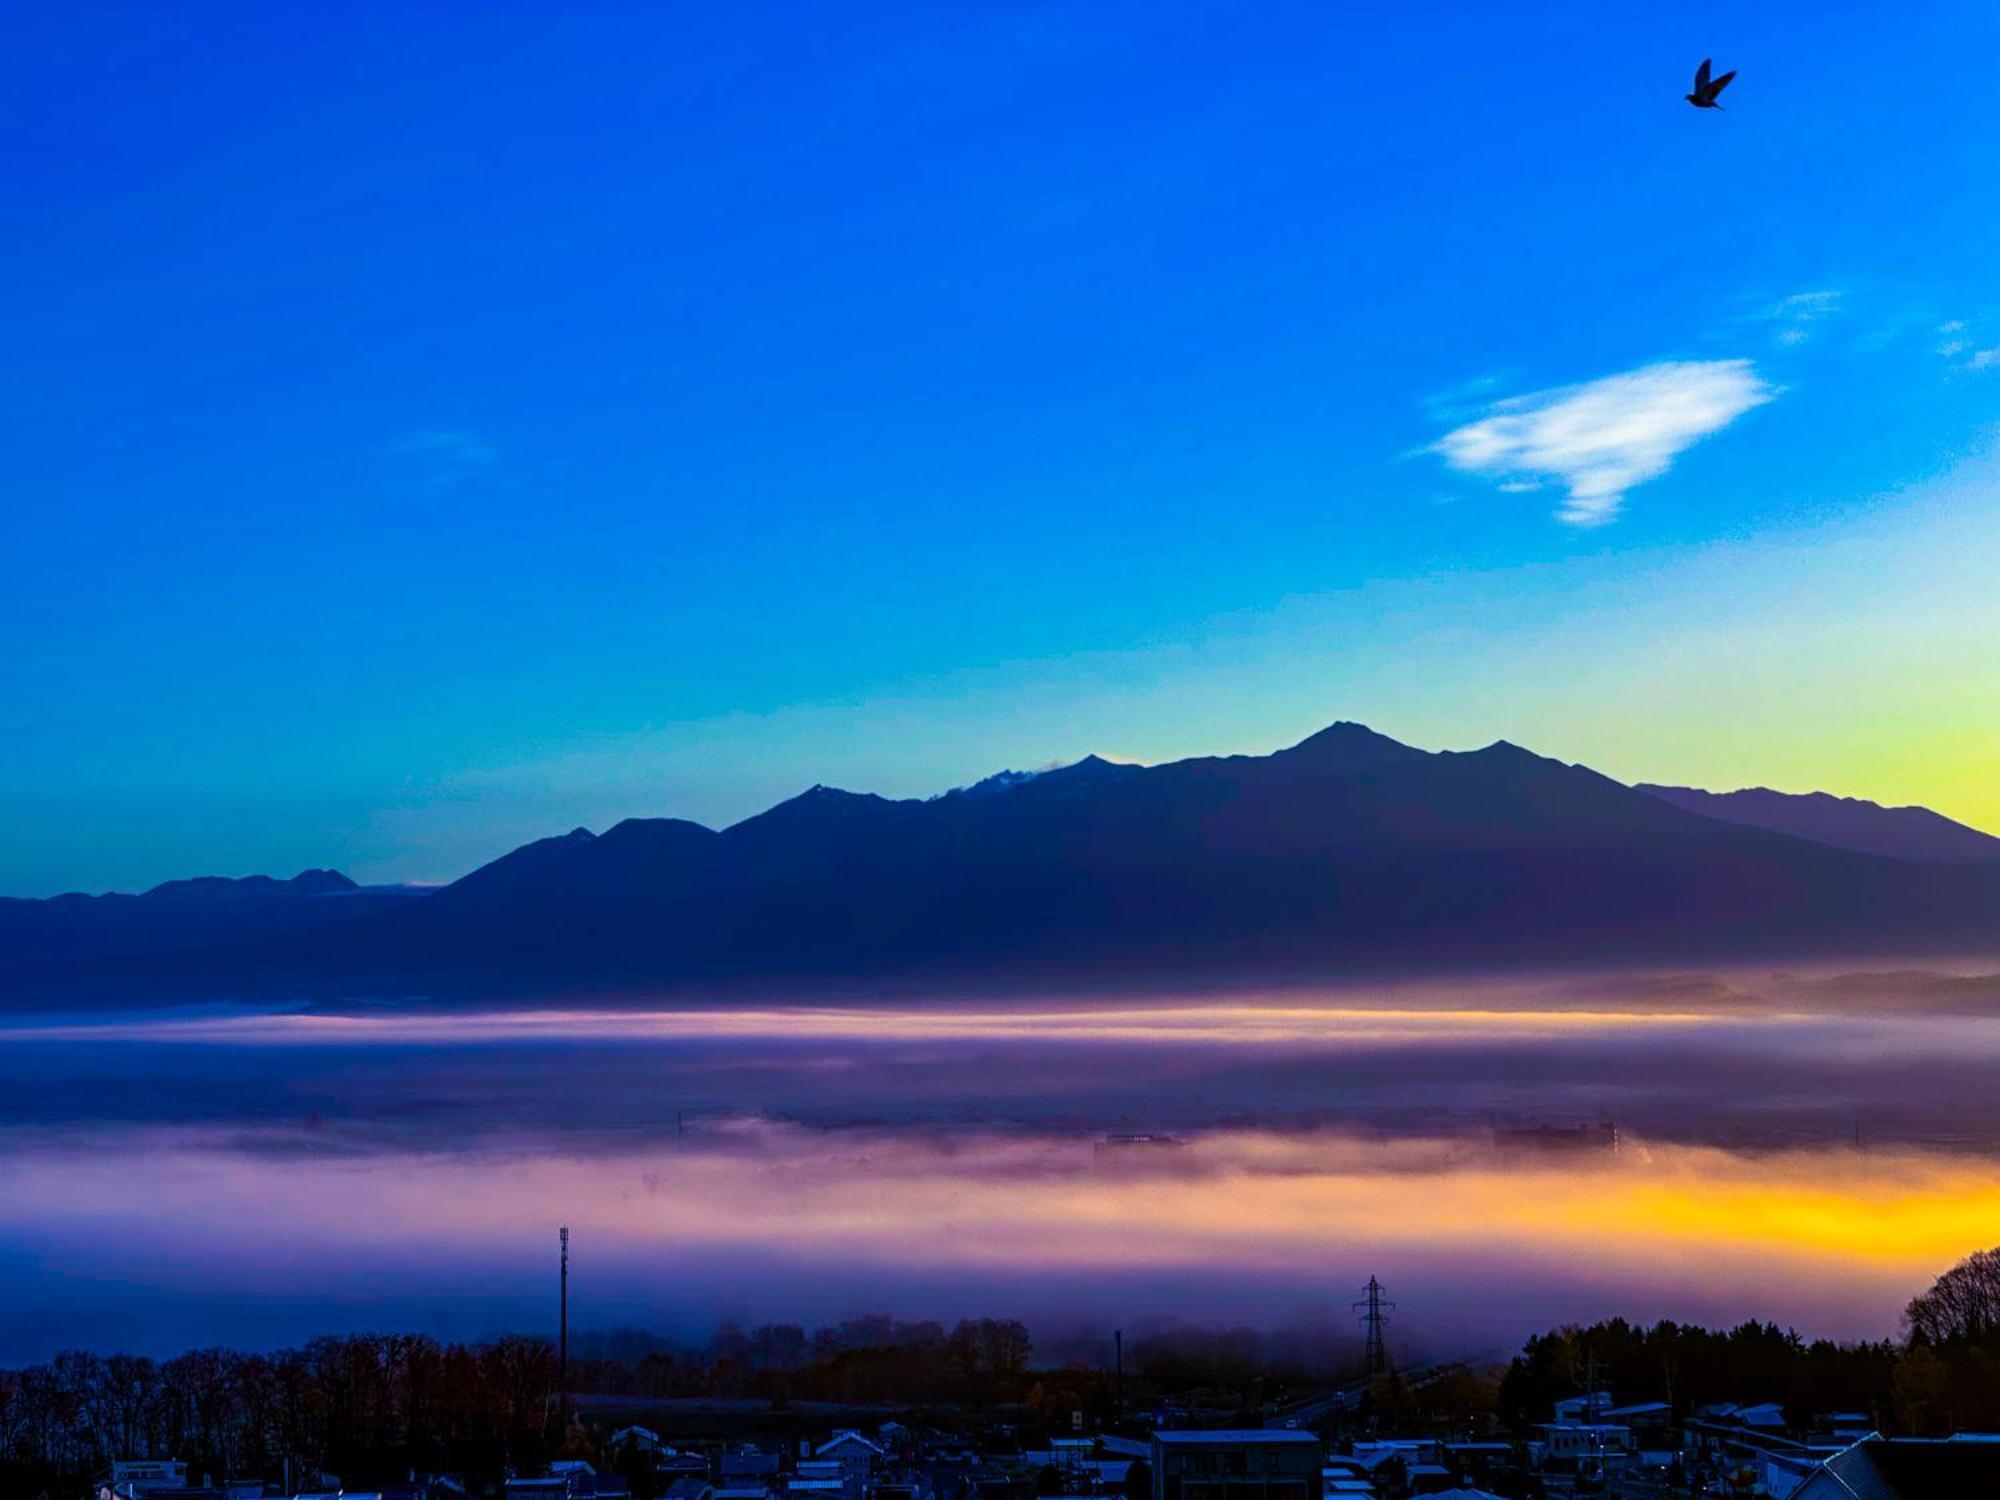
[1528,1422,1632,1479]
[1790,1435,2000,1500]
[1151,1430,1321,1500]
[817,1430,888,1495]
[723,1448,784,1484]
[106,1460,192,1498]
[502,1464,630,1500]
[1096,1438,1150,1462]
[818,1432,888,1466]
[1550,1393,1613,1425]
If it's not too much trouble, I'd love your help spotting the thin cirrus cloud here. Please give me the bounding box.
[1937,322,2000,371]
[1765,289,1842,347]
[386,429,500,491]
[1431,359,1776,526]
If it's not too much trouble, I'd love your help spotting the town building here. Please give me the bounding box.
[106,1459,191,1497]
[1151,1430,1321,1500]
[1527,1421,1633,1481]
[502,1462,631,1500]
[1492,1122,1618,1154]
[1788,1434,2000,1500]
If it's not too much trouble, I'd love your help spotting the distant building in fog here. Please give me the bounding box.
[1095,1133,1186,1160]
[1492,1121,1618,1154]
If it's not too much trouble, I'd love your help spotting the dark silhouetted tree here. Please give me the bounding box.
[1906,1247,2000,1348]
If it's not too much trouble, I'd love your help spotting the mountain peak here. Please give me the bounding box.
[428,825,600,908]
[1279,721,1426,772]
[944,768,1043,799]
[142,868,359,901]
[801,783,876,803]
[942,754,1138,801]
[600,816,715,842]
[1045,752,1138,785]
[1459,738,1567,768]
[743,783,892,824]
[287,868,360,894]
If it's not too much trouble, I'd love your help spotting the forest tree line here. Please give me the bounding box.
[1500,1246,2000,1435]
[0,1318,1044,1498]
[10,1248,2000,1497]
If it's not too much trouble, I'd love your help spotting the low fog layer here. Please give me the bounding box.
[10,965,2000,1147]
[3,965,1997,1361]
[1,1116,1989,1364]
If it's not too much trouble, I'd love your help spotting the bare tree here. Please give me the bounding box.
[1905,1246,2000,1347]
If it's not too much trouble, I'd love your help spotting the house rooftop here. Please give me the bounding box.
[1537,1422,1630,1432]
[1808,1435,2000,1497]
[1155,1430,1321,1445]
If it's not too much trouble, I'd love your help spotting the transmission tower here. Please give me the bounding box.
[1353,1276,1394,1378]
[559,1227,570,1427]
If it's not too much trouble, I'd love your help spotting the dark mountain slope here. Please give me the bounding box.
[0,869,425,970]
[1639,783,2000,863]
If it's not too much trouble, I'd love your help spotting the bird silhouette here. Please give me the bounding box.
[1686,58,1737,109]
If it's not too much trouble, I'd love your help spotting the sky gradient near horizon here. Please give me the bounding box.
[4,2,2000,895]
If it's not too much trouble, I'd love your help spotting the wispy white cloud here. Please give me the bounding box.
[1418,370,1514,426]
[1762,289,1842,347]
[386,429,500,491]
[1935,320,2000,370]
[1432,360,1775,526]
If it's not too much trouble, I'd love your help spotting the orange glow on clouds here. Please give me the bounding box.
[5,1121,1994,1295]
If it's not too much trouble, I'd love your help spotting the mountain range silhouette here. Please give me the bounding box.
[4,722,1996,1007]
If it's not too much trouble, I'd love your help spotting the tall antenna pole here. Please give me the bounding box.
[559,1227,570,1430]
[1353,1276,1394,1380]
[1114,1329,1124,1422]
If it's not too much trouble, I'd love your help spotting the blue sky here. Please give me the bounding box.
[4,1,2000,894]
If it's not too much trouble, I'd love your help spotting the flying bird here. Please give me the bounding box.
[1686,58,1737,109]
